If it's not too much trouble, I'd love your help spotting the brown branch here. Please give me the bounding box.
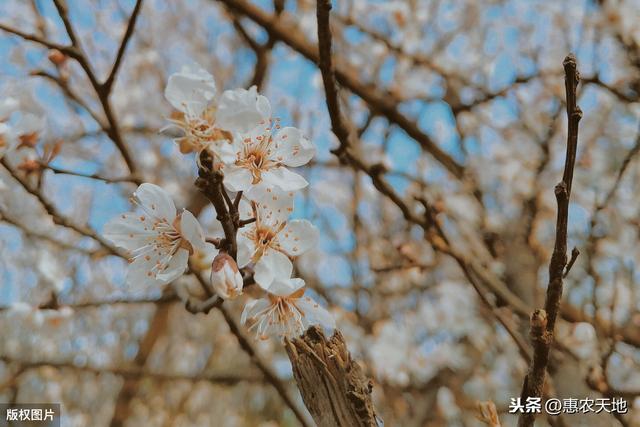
[285,326,379,427]
[561,304,640,348]
[44,164,141,184]
[582,75,638,103]
[195,150,239,258]
[230,0,285,89]
[215,0,465,180]
[562,247,580,278]
[0,212,99,256]
[598,123,640,211]
[518,54,582,427]
[0,356,261,386]
[184,293,222,314]
[316,0,351,155]
[51,0,137,174]
[30,70,107,130]
[0,13,139,174]
[333,14,476,90]
[313,0,530,323]
[0,22,77,57]
[102,0,144,93]
[1,159,122,257]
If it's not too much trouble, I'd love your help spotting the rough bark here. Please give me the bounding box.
[284,326,379,427]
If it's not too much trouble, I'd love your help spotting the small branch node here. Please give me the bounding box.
[563,247,580,278]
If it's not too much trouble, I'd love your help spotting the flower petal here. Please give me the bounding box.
[16,112,45,135]
[271,127,315,167]
[134,183,176,221]
[269,277,305,297]
[211,139,238,164]
[236,234,255,268]
[248,187,294,227]
[180,209,205,246]
[278,219,319,257]
[253,249,293,290]
[256,94,271,120]
[165,63,216,115]
[216,87,271,133]
[261,167,308,192]
[156,248,189,282]
[127,246,181,286]
[241,298,271,325]
[297,295,336,332]
[222,165,253,193]
[0,123,18,156]
[103,212,155,251]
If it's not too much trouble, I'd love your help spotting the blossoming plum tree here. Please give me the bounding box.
[106,64,334,341]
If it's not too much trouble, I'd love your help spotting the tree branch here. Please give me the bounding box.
[50,0,137,174]
[285,326,380,427]
[44,164,141,185]
[195,150,239,258]
[1,159,122,257]
[0,356,261,386]
[518,54,582,427]
[215,0,466,180]
[102,0,144,94]
[0,23,77,57]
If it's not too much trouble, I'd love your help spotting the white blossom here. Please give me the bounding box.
[236,191,319,290]
[217,118,315,196]
[210,252,243,300]
[165,63,217,116]
[163,63,269,154]
[104,183,217,285]
[241,277,334,340]
[0,96,19,121]
[216,86,271,134]
[0,122,17,159]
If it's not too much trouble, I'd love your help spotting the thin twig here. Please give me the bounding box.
[0,22,77,57]
[1,159,122,257]
[51,0,137,174]
[314,0,530,319]
[518,54,582,427]
[0,213,98,256]
[44,164,141,184]
[102,0,144,93]
[0,355,262,385]
[215,0,466,180]
[563,247,580,278]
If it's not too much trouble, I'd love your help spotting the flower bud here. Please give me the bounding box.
[210,253,243,300]
[48,49,67,66]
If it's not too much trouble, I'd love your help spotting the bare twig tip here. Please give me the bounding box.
[563,247,580,277]
[563,53,577,69]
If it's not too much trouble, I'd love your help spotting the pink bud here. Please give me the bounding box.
[210,253,243,300]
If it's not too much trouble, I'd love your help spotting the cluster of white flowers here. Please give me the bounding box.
[105,63,334,340]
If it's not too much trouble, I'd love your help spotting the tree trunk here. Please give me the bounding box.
[285,326,380,427]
